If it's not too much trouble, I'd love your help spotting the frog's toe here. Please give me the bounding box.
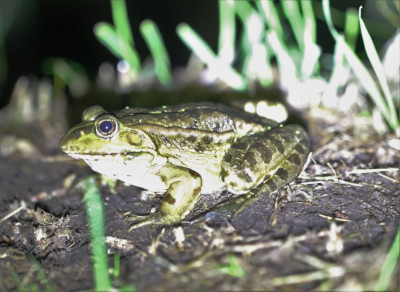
[190,210,230,224]
[126,213,166,231]
[125,213,152,222]
[191,193,258,224]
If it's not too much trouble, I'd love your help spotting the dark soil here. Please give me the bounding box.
[0,92,399,291]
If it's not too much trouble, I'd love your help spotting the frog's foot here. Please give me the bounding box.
[213,194,254,217]
[192,192,259,224]
[126,213,166,231]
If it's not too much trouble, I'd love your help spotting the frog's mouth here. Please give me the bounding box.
[67,151,160,168]
[67,152,135,161]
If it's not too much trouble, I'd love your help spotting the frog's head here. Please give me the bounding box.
[60,105,155,157]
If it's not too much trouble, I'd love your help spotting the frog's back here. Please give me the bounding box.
[115,102,277,135]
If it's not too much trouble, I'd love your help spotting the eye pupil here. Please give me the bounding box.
[95,116,119,138]
[99,120,113,134]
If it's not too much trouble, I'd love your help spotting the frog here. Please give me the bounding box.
[60,102,309,229]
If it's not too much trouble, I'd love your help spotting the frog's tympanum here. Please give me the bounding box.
[60,102,309,229]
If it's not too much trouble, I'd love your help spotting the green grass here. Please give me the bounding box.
[81,176,137,291]
[12,255,54,292]
[140,19,172,85]
[176,23,246,90]
[81,176,112,291]
[94,0,170,85]
[323,0,399,133]
[218,254,246,278]
[42,57,89,96]
[375,227,400,291]
[92,0,399,134]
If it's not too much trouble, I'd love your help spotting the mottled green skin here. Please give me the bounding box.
[60,102,309,228]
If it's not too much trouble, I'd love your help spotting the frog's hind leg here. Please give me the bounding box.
[216,125,309,217]
[197,171,291,222]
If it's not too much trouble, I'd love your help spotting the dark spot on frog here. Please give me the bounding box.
[232,142,248,150]
[275,168,289,181]
[212,122,221,131]
[187,121,199,129]
[201,135,213,144]
[240,169,253,183]
[70,131,83,140]
[191,185,202,199]
[187,135,197,143]
[288,153,301,165]
[160,135,170,145]
[269,136,284,153]
[295,143,307,154]
[229,180,238,188]
[267,179,277,190]
[244,151,257,166]
[224,153,233,163]
[220,168,229,180]
[194,143,205,152]
[164,193,176,205]
[252,142,272,159]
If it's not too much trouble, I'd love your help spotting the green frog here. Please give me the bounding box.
[60,102,309,229]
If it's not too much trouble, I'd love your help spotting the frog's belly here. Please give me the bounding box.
[70,153,228,195]
[168,155,227,194]
[71,153,168,194]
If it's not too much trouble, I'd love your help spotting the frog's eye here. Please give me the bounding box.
[95,118,119,138]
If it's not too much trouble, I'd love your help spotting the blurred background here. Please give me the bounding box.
[2,0,220,106]
[1,0,398,105]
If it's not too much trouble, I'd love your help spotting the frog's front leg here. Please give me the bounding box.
[218,125,309,214]
[128,164,202,230]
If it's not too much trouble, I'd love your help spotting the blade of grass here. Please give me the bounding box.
[218,254,246,278]
[375,227,400,291]
[266,30,297,88]
[344,8,358,50]
[359,6,399,130]
[300,1,320,78]
[281,1,304,52]
[234,1,256,60]
[338,36,395,129]
[81,176,111,291]
[322,0,339,39]
[140,19,172,85]
[94,22,141,76]
[241,11,273,86]
[256,0,285,85]
[323,0,398,132]
[113,253,120,279]
[177,23,246,90]
[29,255,53,292]
[301,1,316,44]
[236,2,270,86]
[42,57,89,96]
[322,40,349,100]
[111,0,133,46]
[234,1,254,30]
[218,0,235,65]
[256,0,283,38]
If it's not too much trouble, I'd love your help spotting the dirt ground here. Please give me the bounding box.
[0,90,399,291]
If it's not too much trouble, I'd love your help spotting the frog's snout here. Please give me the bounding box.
[59,129,83,153]
[59,133,70,153]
